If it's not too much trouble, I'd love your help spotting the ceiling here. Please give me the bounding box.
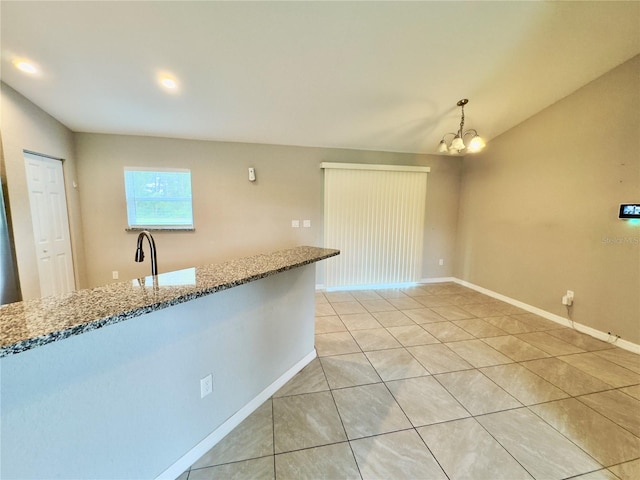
[1,1,639,155]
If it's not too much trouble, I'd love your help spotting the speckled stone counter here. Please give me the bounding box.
[2,245,338,479]
[0,245,339,358]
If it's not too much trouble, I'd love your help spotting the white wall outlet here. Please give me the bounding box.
[562,290,574,306]
[112,271,119,280]
[438,259,444,266]
[303,220,311,228]
[200,374,213,398]
[291,220,300,228]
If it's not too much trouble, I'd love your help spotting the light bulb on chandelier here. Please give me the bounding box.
[437,99,486,155]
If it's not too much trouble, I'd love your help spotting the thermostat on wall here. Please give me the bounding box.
[619,204,640,219]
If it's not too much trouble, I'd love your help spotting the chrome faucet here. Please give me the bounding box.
[134,230,158,276]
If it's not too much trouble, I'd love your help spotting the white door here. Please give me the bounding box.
[24,152,75,297]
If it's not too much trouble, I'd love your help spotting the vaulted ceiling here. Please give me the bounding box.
[2,1,639,154]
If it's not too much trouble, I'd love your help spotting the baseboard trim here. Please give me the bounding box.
[323,282,420,292]
[451,279,640,354]
[420,277,456,284]
[318,278,457,291]
[155,349,317,479]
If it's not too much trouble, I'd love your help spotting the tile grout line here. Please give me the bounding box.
[323,289,639,477]
[184,284,640,478]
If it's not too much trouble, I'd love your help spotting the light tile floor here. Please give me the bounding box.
[180,283,640,480]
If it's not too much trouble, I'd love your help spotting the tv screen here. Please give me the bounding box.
[619,204,640,219]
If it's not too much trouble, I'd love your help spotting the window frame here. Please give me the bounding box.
[123,166,195,231]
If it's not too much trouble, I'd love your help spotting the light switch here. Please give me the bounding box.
[303,220,311,228]
[291,220,300,228]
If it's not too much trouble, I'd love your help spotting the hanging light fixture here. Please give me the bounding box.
[437,99,486,155]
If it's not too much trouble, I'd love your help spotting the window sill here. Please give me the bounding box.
[125,228,195,233]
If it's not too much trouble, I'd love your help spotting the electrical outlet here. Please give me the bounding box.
[200,374,213,398]
[303,220,311,228]
[112,271,119,280]
[562,290,574,306]
[291,220,300,228]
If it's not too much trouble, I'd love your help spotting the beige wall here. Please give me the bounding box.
[455,55,640,344]
[0,83,87,299]
[4,56,637,344]
[75,134,461,287]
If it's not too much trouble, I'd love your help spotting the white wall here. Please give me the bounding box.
[1,265,315,479]
[0,82,87,298]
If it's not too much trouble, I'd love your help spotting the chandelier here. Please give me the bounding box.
[437,99,486,154]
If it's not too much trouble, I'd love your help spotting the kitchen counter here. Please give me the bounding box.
[0,245,339,358]
[1,245,338,479]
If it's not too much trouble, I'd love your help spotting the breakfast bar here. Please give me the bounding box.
[0,246,339,479]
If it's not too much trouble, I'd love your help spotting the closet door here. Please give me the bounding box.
[24,152,75,297]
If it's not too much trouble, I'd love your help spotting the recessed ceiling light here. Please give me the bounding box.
[160,77,177,89]
[12,59,38,75]
[157,73,180,92]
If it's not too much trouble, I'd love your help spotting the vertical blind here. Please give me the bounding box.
[322,163,429,289]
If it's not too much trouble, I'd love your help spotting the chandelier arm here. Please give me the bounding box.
[462,129,478,139]
[440,132,458,142]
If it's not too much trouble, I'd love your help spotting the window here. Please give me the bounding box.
[124,167,194,229]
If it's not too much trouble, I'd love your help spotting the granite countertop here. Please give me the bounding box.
[0,246,339,358]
